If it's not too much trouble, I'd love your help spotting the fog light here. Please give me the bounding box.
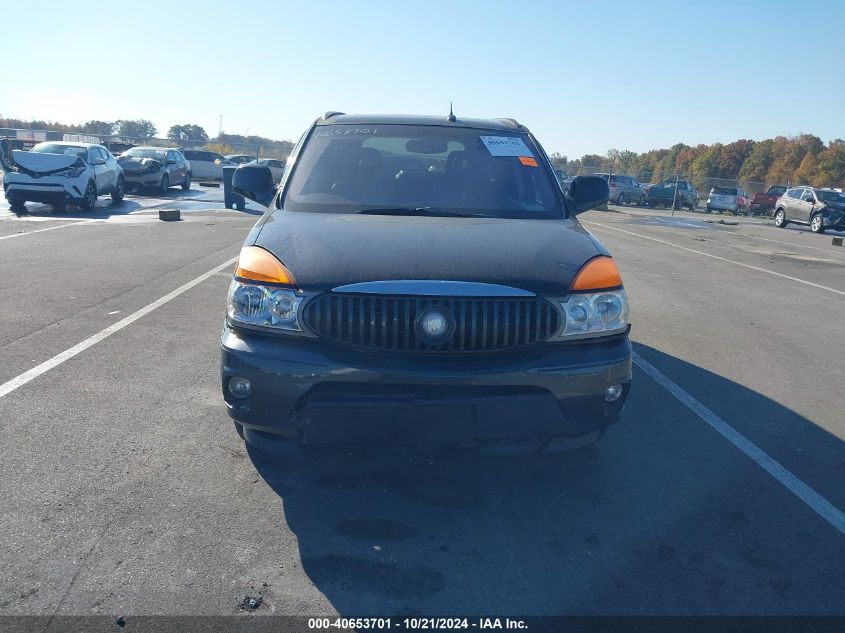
[605,384,623,402]
[228,377,252,399]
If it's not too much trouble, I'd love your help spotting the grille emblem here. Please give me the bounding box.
[416,307,455,345]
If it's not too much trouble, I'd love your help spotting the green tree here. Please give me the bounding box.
[738,139,774,182]
[80,120,115,136]
[168,124,209,143]
[115,119,157,139]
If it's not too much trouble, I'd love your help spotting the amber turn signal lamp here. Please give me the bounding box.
[571,256,623,291]
[235,246,296,285]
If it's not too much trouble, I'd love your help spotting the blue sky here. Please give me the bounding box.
[1,0,842,157]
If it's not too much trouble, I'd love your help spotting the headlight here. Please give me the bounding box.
[227,279,302,332]
[54,164,87,178]
[559,289,629,339]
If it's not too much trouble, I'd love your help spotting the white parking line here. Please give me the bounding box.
[732,231,845,257]
[634,352,845,535]
[584,220,845,297]
[0,256,237,400]
[0,221,90,241]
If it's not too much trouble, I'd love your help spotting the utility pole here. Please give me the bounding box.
[671,174,679,216]
[218,115,223,138]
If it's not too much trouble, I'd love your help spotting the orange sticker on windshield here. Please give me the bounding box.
[519,156,538,167]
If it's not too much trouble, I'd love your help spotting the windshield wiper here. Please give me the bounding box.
[355,206,486,218]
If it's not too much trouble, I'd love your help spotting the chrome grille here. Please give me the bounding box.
[302,294,560,353]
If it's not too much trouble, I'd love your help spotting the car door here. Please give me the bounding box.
[631,178,643,202]
[185,151,209,179]
[166,151,182,182]
[88,147,107,192]
[211,153,227,179]
[781,189,795,219]
[177,151,191,181]
[793,188,813,223]
[785,188,804,221]
[100,148,118,190]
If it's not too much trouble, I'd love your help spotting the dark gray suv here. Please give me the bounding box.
[221,113,632,454]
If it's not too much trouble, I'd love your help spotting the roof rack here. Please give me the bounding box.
[321,111,345,120]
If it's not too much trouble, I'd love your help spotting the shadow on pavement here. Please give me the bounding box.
[246,343,845,615]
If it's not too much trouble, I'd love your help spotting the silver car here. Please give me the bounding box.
[596,173,646,205]
[226,154,257,165]
[181,149,233,180]
[706,186,750,214]
[254,158,286,182]
[117,147,192,193]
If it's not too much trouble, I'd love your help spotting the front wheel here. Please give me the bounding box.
[774,208,787,228]
[159,174,170,194]
[111,176,125,203]
[810,213,825,233]
[638,194,645,206]
[181,172,191,190]
[79,181,97,211]
[9,200,26,213]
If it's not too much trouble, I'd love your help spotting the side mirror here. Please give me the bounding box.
[232,163,276,207]
[568,175,609,214]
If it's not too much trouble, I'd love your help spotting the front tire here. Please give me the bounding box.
[111,176,125,203]
[79,181,97,211]
[810,212,825,234]
[9,200,26,213]
[638,194,645,206]
[159,174,170,195]
[774,208,787,228]
[181,172,191,190]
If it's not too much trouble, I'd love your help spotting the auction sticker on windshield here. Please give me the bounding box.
[480,135,533,157]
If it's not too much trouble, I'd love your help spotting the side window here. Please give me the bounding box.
[97,148,110,161]
[166,151,177,163]
[801,189,815,202]
[788,188,803,200]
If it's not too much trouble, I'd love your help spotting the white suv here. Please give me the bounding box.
[3,142,124,212]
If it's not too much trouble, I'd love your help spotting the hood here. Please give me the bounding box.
[12,149,82,174]
[253,212,601,295]
[118,156,162,171]
[826,201,845,213]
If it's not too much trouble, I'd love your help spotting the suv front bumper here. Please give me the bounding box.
[3,173,87,204]
[221,324,632,450]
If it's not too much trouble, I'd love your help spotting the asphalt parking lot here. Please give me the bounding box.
[1,191,844,617]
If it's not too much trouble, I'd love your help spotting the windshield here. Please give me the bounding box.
[713,187,738,195]
[817,190,845,203]
[122,148,166,160]
[31,143,87,159]
[282,125,563,219]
